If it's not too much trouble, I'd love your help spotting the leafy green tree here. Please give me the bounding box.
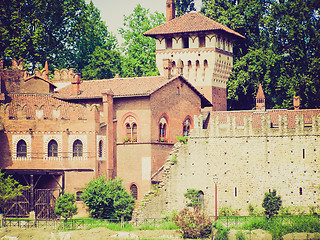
[54,193,78,222]
[0,170,29,214]
[82,46,122,80]
[81,177,135,220]
[119,4,165,77]
[262,189,282,219]
[175,0,196,17]
[184,189,201,208]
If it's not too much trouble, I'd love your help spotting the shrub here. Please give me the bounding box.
[54,193,78,222]
[212,221,229,240]
[218,206,239,216]
[184,189,201,208]
[176,136,188,144]
[235,231,246,240]
[262,189,282,218]
[81,177,135,220]
[248,204,264,216]
[173,207,212,239]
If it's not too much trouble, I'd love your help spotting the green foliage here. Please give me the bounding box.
[175,0,196,17]
[201,0,320,110]
[262,190,282,219]
[170,155,177,163]
[0,170,29,213]
[54,193,78,222]
[184,189,201,208]
[81,177,135,220]
[82,46,122,80]
[176,136,188,144]
[212,221,229,240]
[119,4,165,77]
[309,205,320,215]
[219,206,239,217]
[173,207,213,239]
[235,231,246,240]
[248,204,265,216]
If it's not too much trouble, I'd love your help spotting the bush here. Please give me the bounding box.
[176,136,188,144]
[173,207,212,239]
[184,189,201,208]
[212,221,229,240]
[54,193,78,222]
[235,231,246,240]
[248,204,264,216]
[81,177,135,220]
[219,206,239,216]
[262,189,282,218]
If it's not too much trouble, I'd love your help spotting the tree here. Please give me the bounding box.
[82,46,122,80]
[119,4,165,77]
[175,0,196,17]
[0,170,29,214]
[54,193,78,222]
[81,177,135,220]
[262,189,282,219]
[184,189,201,208]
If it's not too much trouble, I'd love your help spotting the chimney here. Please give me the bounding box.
[163,59,172,79]
[293,96,300,110]
[256,84,265,111]
[71,73,81,95]
[166,0,175,22]
[45,61,49,80]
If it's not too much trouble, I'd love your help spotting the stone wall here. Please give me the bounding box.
[134,109,320,218]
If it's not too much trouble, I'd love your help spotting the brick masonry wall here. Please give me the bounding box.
[134,110,320,218]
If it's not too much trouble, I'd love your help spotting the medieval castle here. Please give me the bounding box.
[0,0,318,218]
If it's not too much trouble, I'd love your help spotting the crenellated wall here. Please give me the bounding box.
[134,109,320,218]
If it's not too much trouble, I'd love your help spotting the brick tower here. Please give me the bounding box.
[144,9,244,111]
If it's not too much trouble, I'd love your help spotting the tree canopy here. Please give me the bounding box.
[119,4,165,78]
[262,189,282,218]
[202,0,320,110]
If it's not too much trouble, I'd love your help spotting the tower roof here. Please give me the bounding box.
[256,84,265,99]
[144,12,244,39]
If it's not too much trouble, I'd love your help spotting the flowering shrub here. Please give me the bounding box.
[159,137,168,142]
[123,137,137,143]
[173,207,212,239]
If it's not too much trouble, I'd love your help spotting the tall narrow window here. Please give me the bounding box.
[17,139,27,157]
[124,117,138,142]
[183,118,191,137]
[303,149,305,159]
[132,123,137,140]
[235,187,238,197]
[130,184,138,200]
[182,37,189,48]
[159,117,168,141]
[165,38,172,49]
[299,187,303,195]
[48,139,58,157]
[199,36,205,48]
[198,191,204,209]
[126,124,131,138]
[73,139,83,157]
[98,140,103,158]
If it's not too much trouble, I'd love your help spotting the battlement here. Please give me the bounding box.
[53,68,75,82]
[194,109,320,137]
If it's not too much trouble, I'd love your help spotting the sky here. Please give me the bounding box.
[86,0,202,44]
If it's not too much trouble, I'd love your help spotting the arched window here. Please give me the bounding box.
[159,117,167,141]
[48,139,58,157]
[183,118,191,137]
[98,140,103,158]
[76,191,83,201]
[73,139,83,157]
[198,191,204,209]
[17,139,27,157]
[130,184,138,200]
[124,116,138,142]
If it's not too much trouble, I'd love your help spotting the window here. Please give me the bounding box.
[48,139,58,157]
[73,139,83,157]
[125,123,138,142]
[299,187,303,195]
[183,118,191,136]
[198,191,204,209]
[303,149,305,159]
[165,38,172,49]
[182,37,189,48]
[132,123,137,139]
[199,36,206,48]
[235,187,238,197]
[98,140,103,158]
[159,117,167,141]
[130,184,138,200]
[76,191,83,201]
[17,139,27,157]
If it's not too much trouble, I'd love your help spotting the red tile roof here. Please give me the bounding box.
[144,12,244,39]
[53,75,212,107]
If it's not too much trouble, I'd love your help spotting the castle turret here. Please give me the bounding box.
[144,11,244,111]
[256,84,265,111]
